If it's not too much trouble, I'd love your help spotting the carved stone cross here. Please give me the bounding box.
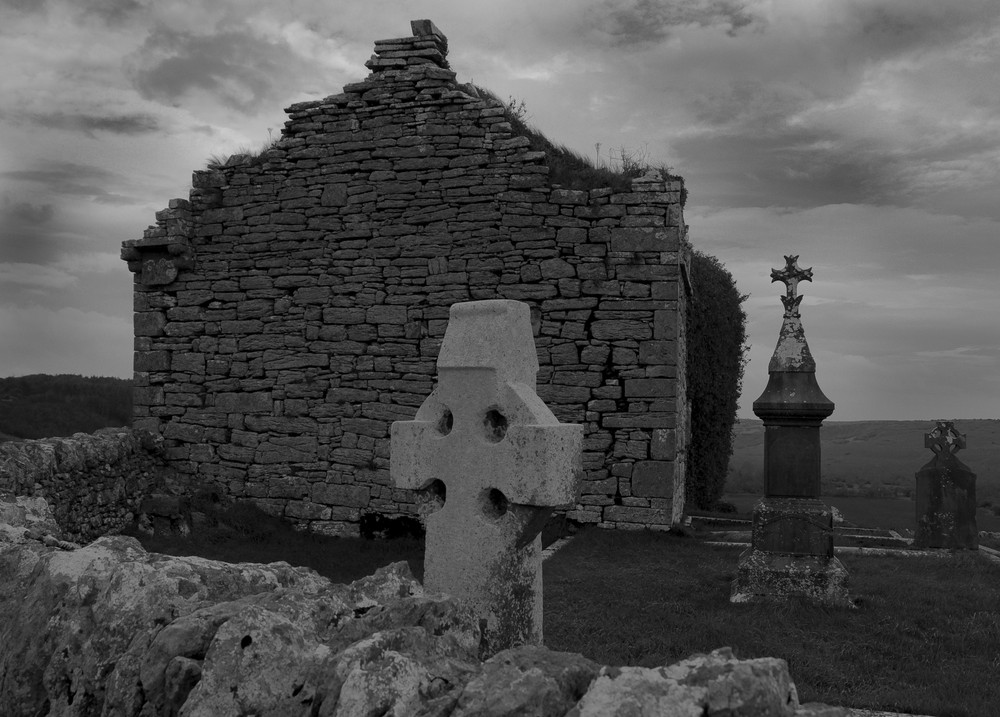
[771,255,814,318]
[925,421,966,456]
[391,300,582,656]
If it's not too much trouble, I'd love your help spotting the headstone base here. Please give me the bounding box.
[751,497,834,556]
[731,549,853,607]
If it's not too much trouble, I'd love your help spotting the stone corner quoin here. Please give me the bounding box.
[119,19,693,537]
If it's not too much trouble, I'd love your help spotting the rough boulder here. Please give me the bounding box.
[0,495,846,716]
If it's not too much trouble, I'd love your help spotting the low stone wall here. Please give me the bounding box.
[0,428,168,542]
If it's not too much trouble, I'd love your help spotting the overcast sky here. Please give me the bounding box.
[2,0,999,421]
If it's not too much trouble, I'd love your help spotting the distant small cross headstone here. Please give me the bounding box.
[391,299,583,656]
[914,421,978,549]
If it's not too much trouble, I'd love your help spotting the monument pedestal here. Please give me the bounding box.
[732,550,850,605]
[733,496,851,606]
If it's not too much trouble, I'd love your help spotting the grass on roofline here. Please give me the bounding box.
[124,504,1000,717]
[471,84,686,199]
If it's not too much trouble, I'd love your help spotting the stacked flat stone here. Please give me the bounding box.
[0,429,167,542]
[121,19,691,537]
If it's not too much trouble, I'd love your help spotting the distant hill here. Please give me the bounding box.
[0,375,132,441]
[727,419,1000,504]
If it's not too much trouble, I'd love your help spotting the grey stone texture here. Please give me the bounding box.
[0,494,848,716]
[0,428,168,542]
[121,20,691,537]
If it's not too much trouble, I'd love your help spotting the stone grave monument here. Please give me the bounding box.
[731,256,851,606]
[391,299,583,656]
[914,421,978,549]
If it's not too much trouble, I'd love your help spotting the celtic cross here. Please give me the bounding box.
[391,300,582,656]
[771,255,814,318]
[925,421,966,456]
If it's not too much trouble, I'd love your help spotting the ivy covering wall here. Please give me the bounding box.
[685,251,748,509]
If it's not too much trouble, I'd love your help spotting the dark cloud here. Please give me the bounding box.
[24,111,160,137]
[80,0,141,25]
[127,26,314,113]
[3,162,117,197]
[850,0,1000,58]
[585,0,759,45]
[3,0,141,23]
[1,162,142,205]
[4,199,55,224]
[674,131,903,209]
[0,0,49,13]
[0,196,61,265]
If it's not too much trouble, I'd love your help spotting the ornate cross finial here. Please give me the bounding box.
[925,421,966,456]
[771,255,813,318]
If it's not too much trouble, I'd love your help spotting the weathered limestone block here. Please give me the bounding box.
[568,648,799,717]
[451,646,600,716]
[392,300,583,656]
[0,495,849,716]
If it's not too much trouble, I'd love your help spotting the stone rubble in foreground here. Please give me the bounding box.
[0,494,847,716]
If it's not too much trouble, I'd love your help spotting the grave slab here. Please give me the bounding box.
[914,421,978,549]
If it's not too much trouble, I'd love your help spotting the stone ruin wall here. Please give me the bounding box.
[0,429,167,542]
[122,20,692,537]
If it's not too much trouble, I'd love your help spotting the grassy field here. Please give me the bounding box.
[545,528,1000,717]
[728,419,1000,507]
[127,507,1000,717]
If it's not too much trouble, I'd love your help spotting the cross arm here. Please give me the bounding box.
[489,382,583,508]
[390,420,439,490]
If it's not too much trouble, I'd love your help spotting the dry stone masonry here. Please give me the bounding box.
[121,19,691,537]
[0,428,167,543]
[392,300,583,656]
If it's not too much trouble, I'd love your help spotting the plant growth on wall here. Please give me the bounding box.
[481,88,686,200]
[685,251,749,509]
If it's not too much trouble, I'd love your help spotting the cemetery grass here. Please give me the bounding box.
[544,528,1000,717]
